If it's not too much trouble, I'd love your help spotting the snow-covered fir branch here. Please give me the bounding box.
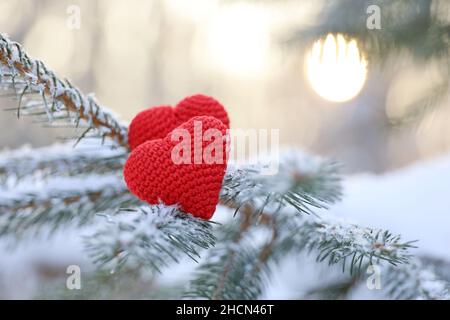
[292,214,417,274]
[419,256,450,284]
[74,151,343,280]
[291,215,446,300]
[185,209,417,300]
[0,33,128,147]
[383,258,450,300]
[84,205,216,274]
[0,142,126,183]
[0,146,341,236]
[0,174,138,237]
[302,257,449,300]
[185,209,289,300]
[221,150,342,215]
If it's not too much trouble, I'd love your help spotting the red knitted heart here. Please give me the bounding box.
[128,94,230,150]
[124,116,228,220]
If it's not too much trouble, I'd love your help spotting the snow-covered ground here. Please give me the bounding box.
[0,155,449,299]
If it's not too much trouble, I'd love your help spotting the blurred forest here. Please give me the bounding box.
[1,0,450,173]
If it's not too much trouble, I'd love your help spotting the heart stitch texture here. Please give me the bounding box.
[124,116,228,220]
[128,94,229,150]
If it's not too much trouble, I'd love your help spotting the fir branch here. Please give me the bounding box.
[0,174,138,237]
[83,205,216,274]
[186,209,417,300]
[383,258,450,299]
[0,142,126,183]
[186,150,416,300]
[287,0,450,127]
[184,216,265,300]
[303,257,449,300]
[290,0,450,63]
[209,207,253,300]
[0,33,128,147]
[185,211,294,300]
[419,256,450,283]
[303,277,358,300]
[221,150,342,215]
[387,78,449,127]
[291,214,417,274]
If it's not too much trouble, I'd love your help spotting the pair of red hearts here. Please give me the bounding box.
[124,94,230,220]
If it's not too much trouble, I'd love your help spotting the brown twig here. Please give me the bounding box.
[0,34,129,148]
[211,205,253,300]
[210,202,278,299]
[251,220,278,277]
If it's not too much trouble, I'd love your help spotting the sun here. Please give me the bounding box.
[305,34,368,103]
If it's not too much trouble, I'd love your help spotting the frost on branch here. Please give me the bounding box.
[303,256,449,300]
[185,210,286,300]
[384,258,450,300]
[84,205,216,274]
[221,150,342,215]
[0,33,128,147]
[187,152,415,300]
[82,150,343,278]
[0,174,138,237]
[0,141,132,237]
[0,142,127,183]
[292,214,417,273]
[185,208,417,300]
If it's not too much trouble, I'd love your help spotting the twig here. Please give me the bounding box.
[211,205,253,300]
[0,34,128,148]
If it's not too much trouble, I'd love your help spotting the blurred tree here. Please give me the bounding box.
[288,0,450,126]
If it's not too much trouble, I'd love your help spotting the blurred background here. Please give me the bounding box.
[2,0,450,174]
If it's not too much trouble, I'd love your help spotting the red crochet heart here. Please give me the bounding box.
[124,116,228,220]
[128,94,230,150]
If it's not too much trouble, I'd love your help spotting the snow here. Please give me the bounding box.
[222,148,340,214]
[0,152,450,298]
[0,228,90,299]
[263,154,450,299]
[226,148,330,194]
[331,155,450,260]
